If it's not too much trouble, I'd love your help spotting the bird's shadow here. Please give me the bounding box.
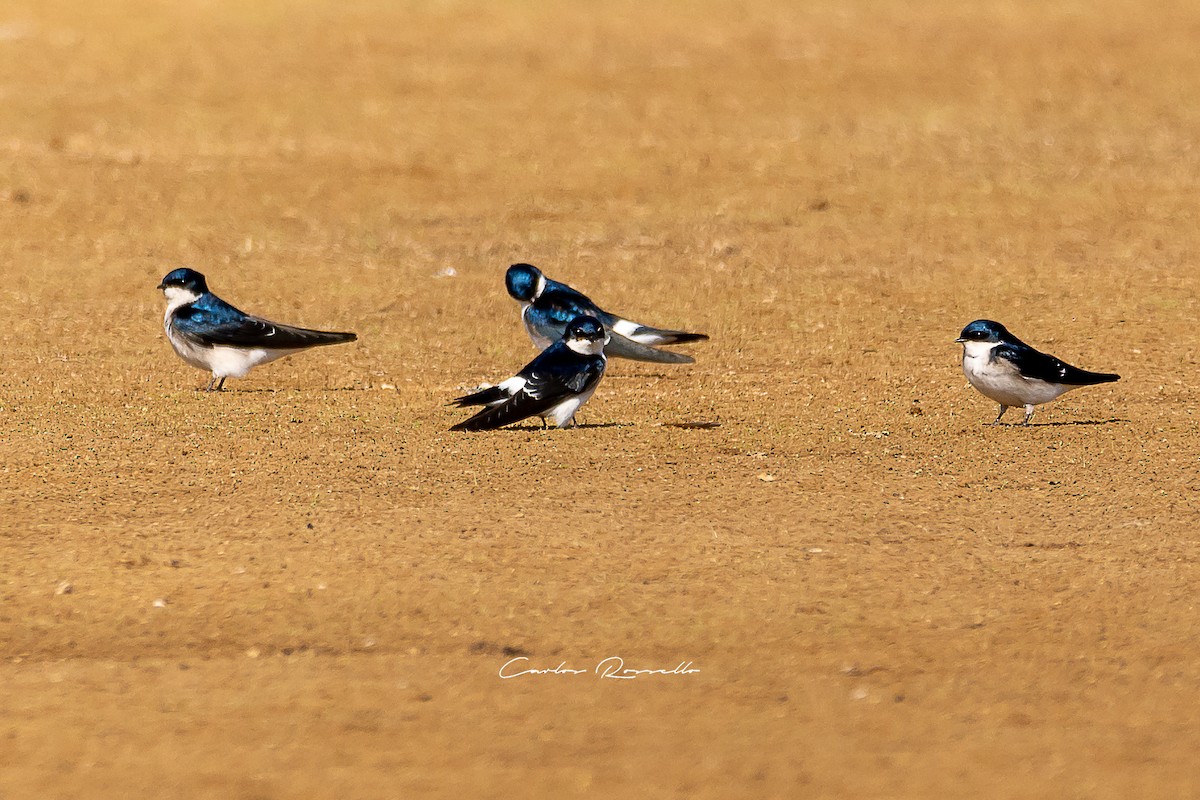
[606,373,671,380]
[193,386,364,394]
[1005,417,1130,428]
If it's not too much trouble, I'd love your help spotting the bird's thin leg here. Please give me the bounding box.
[991,405,1008,425]
[216,377,226,391]
[540,417,548,430]
[1023,405,1035,426]
[204,376,217,392]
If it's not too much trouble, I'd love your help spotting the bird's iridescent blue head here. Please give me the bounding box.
[505,263,544,302]
[956,319,1009,344]
[563,315,608,356]
[157,268,208,294]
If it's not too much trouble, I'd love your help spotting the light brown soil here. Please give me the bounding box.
[2,0,1199,797]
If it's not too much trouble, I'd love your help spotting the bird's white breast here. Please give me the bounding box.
[541,383,599,428]
[162,289,212,372]
[204,345,299,378]
[162,286,201,316]
[961,341,1068,407]
[164,322,215,372]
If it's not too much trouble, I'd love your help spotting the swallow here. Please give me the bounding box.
[956,319,1119,425]
[505,263,708,364]
[450,315,608,431]
[157,268,356,391]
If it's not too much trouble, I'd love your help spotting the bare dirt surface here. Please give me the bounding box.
[2,1,1199,797]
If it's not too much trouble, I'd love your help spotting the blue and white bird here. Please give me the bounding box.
[157,268,357,391]
[956,319,1119,425]
[505,263,708,364]
[450,315,608,431]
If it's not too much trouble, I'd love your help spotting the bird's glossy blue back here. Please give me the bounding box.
[177,291,250,326]
[540,279,611,325]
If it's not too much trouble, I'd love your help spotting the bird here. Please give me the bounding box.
[504,262,708,364]
[450,315,608,431]
[956,319,1119,425]
[157,268,357,391]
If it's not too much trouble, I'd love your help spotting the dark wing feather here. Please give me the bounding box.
[449,385,508,407]
[173,296,356,349]
[449,387,563,431]
[604,333,696,364]
[995,343,1119,385]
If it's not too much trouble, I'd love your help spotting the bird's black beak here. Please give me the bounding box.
[156,282,167,290]
[954,337,966,343]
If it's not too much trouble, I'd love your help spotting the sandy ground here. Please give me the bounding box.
[2,0,1200,797]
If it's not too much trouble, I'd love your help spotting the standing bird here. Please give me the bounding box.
[505,263,708,364]
[157,268,357,391]
[956,319,1119,425]
[450,315,608,431]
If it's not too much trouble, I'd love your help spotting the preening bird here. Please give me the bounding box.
[505,262,708,364]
